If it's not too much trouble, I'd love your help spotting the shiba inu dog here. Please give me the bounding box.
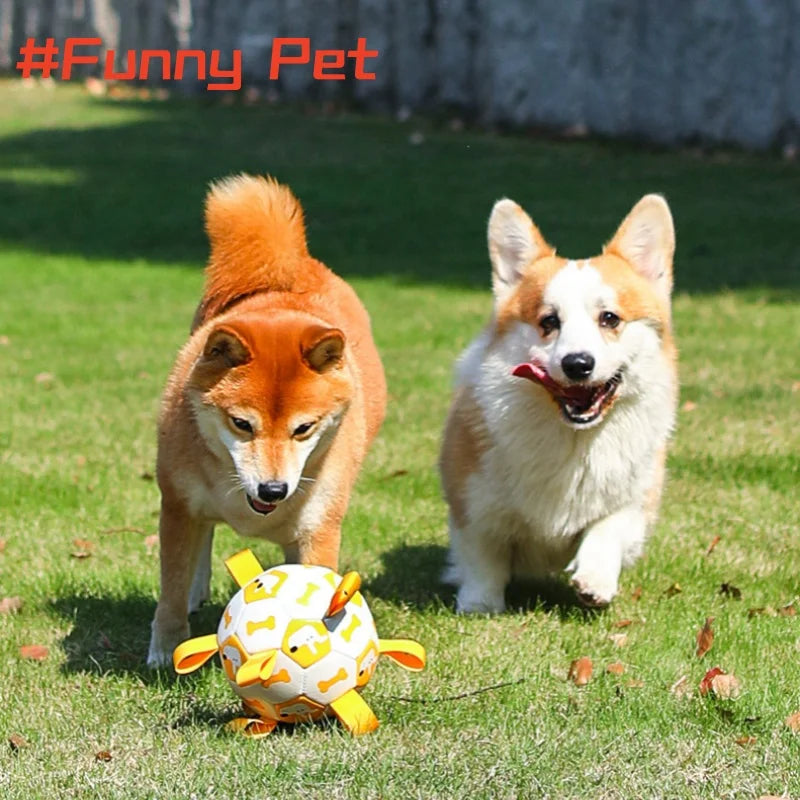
[147,175,386,666]
[440,195,677,613]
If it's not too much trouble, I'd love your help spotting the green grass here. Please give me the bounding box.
[0,80,799,799]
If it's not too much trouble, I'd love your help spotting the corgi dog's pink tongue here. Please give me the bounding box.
[511,362,592,402]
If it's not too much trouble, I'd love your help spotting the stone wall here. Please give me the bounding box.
[2,0,798,149]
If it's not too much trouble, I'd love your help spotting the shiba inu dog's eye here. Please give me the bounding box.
[292,421,316,438]
[230,416,253,433]
[539,313,560,335]
[599,311,621,329]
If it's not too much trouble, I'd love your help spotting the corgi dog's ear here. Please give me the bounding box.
[488,199,554,305]
[605,194,675,301]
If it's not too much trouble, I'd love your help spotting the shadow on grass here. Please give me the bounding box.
[50,592,346,734]
[367,543,594,620]
[1,89,799,296]
[50,592,223,683]
[166,700,242,732]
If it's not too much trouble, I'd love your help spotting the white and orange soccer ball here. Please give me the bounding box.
[173,549,425,737]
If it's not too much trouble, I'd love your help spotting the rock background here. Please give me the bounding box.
[2,0,799,149]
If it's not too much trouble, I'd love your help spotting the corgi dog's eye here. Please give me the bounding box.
[292,421,316,438]
[230,416,253,433]
[539,314,560,335]
[599,311,621,329]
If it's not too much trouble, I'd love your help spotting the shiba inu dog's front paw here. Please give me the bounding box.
[147,620,190,668]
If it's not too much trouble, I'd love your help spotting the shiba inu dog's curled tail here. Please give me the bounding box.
[194,174,315,328]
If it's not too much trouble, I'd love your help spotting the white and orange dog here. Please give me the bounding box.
[440,195,677,612]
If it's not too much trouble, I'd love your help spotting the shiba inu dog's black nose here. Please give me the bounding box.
[562,352,595,381]
[258,481,289,502]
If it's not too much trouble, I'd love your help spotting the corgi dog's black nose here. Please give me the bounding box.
[561,352,595,381]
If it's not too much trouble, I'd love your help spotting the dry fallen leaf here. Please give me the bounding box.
[720,583,742,600]
[664,582,682,598]
[710,672,741,699]
[778,603,797,617]
[0,538,6,552]
[735,735,756,746]
[606,661,625,675]
[681,400,697,412]
[670,674,692,698]
[568,657,593,686]
[95,750,112,762]
[613,619,633,629]
[608,633,628,648]
[0,596,23,615]
[8,734,29,751]
[631,586,642,602]
[699,666,725,695]
[785,711,800,732]
[84,77,106,96]
[696,617,714,658]
[749,606,778,618]
[20,645,49,661]
[705,534,721,556]
[144,534,159,554]
[71,539,92,556]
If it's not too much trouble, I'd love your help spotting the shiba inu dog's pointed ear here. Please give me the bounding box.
[605,194,675,301]
[201,325,252,369]
[302,325,345,373]
[488,199,554,305]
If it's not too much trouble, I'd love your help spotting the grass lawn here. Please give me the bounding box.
[0,80,798,799]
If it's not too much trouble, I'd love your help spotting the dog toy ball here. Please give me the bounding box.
[173,549,426,737]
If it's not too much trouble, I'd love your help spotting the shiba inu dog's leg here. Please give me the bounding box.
[282,512,342,571]
[188,524,214,613]
[147,500,211,667]
[566,506,646,607]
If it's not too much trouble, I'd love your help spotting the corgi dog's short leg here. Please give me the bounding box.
[445,519,510,614]
[566,506,646,607]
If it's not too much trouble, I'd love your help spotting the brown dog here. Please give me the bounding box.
[147,175,386,667]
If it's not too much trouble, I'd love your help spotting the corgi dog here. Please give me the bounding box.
[440,195,677,613]
[147,175,386,667]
